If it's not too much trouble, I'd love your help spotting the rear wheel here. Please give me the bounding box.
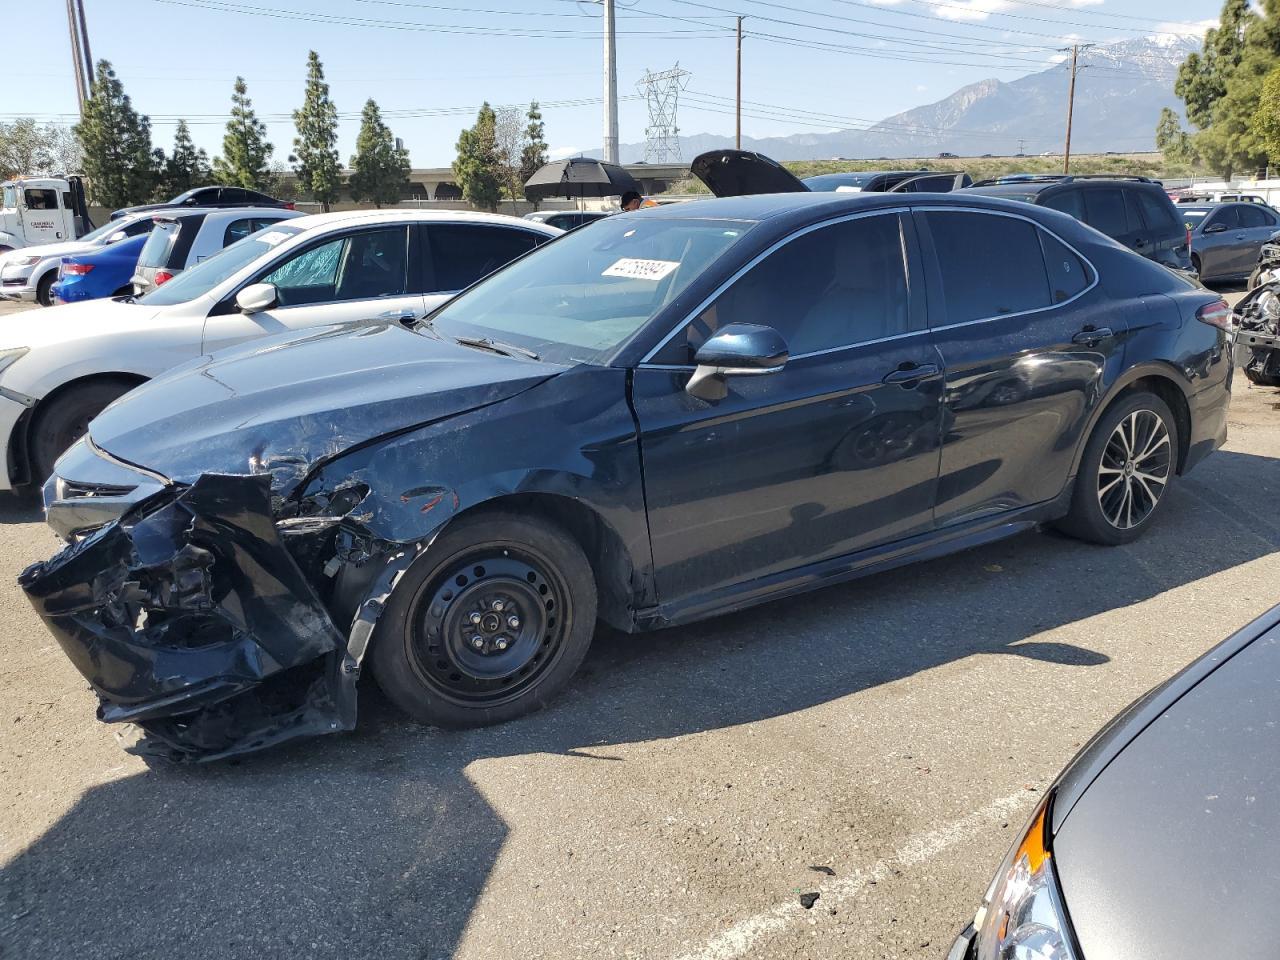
[1190,253,1203,278]
[1056,391,1178,546]
[370,511,597,728]
[35,272,55,307]
[29,378,140,484]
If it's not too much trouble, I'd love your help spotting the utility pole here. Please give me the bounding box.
[602,0,619,164]
[75,0,93,85]
[736,16,743,150]
[1063,43,1091,174]
[65,0,87,113]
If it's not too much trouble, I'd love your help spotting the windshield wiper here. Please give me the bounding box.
[453,335,540,361]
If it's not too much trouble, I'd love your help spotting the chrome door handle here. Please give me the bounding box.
[1072,326,1114,345]
[882,362,940,384]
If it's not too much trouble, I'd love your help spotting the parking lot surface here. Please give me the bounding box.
[2,291,1278,960]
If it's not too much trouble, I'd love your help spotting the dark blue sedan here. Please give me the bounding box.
[24,191,1234,760]
[50,234,148,304]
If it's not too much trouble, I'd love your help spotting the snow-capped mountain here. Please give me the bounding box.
[607,34,1198,162]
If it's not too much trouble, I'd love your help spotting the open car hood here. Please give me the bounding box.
[690,149,810,197]
[88,320,561,492]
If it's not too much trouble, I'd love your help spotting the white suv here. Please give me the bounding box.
[131,207,303,295]
[0,209,560,485]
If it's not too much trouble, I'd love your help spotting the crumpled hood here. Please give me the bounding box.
[88,320,561,489]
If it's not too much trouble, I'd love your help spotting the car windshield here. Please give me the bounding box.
[804,173,875,190]
[426,216,754,365]
[139,223,303,306]
[80,219,131,243]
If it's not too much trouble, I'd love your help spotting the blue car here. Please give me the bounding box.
[50,234,148,304]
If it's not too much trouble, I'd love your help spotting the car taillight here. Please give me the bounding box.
[283,202,295,210]
[62,263,94,276]
[153,270,174,286]
[1196,298,1233,330]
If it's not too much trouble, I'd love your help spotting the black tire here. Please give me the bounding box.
[370,511,597,728]
[35,272,55,307]
[1055,391,1179,546]
[29,378,139,484]
[1191,253,1202,279]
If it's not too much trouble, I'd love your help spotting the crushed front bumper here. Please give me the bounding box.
[20,473,356,761]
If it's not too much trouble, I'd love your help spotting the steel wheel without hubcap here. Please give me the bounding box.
[408,551,567,706]
[1097,409,1171,530]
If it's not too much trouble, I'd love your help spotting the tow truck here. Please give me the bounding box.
[0,176,94,252]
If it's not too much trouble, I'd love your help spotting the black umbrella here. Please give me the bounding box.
[523,156,642,202]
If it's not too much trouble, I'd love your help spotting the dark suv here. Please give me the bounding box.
[962,176,1192,273]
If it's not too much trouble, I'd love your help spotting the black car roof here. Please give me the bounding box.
[627,190,1065,226]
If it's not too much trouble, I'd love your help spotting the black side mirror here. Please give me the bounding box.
[686,323,788,401]
[1204,222,1228,234]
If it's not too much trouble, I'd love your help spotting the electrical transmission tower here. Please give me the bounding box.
[637,64,691,163]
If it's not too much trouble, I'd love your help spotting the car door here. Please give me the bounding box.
[1198,206,1240,279]
[629,211,945,607]
[915,208,1124,527]
[419,223,548,310]
[1237,204,1278,275]
[21,187,64,244]
[201,224,425,353]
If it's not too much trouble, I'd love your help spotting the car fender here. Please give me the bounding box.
[1066,358,1195,478]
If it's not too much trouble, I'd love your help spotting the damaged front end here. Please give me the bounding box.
[1235,283,1280,386]
[20,472,414,762]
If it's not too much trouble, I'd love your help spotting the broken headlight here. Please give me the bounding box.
[972,797,1078,960]
[1257,290,1280,323]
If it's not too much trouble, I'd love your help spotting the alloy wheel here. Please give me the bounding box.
[1097,409,1171,530]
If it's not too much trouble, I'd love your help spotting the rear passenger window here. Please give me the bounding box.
[427,225,542,292]
[223,218,258,246]
[1041,189,1084,221]
[1240,205,1275,227]
[1137,191,1180,233]
[1039,232,1090,303]
[924,211,1051,323]
[1083,190,1130,237]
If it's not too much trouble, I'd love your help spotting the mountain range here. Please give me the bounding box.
[601,34,1197,163]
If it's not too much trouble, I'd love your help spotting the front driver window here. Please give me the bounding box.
[262,227,406,306]
[655,214,910,363]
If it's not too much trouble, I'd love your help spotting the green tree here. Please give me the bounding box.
[453,102,502,213]
[162,120,211,196]
[212,76,274,190]
[348,99,409,208]
[519,100,549,198]
[73,60,160,207]
[291,51,341,211]
[1155,107,1195,165]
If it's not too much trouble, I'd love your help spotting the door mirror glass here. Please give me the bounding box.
[686,323,788,400]
[235,282,279,314]
[106,231,127,244]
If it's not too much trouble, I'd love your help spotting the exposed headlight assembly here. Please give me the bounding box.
[1258,290,1280,323]
[0,347,29,378]
[972,797,1079,960]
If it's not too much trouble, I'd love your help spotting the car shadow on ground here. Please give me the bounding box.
[0,490,43,524]
[2,450,1278,959]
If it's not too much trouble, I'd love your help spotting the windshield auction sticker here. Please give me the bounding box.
[602,258,680,281]
[256,231,292,246]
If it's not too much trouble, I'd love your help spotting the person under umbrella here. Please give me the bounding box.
[620,191,643,212]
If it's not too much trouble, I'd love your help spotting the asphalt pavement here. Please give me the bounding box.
[1,291,1278,960]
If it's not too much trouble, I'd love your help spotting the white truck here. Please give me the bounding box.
[0,176,94,253]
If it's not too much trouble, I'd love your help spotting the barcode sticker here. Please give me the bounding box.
[602,258,680,281]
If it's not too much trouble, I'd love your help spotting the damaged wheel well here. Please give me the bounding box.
[452,493,640,632]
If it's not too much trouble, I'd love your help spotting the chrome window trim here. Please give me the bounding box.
[912,204,1100,333]
[638,207,913,367]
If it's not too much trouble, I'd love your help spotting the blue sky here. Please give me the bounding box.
[8,0,1223,168]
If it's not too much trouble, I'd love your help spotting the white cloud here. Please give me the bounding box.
[548,145,582,160]
[934,0,1099,20]
[1153,18,1218,37]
